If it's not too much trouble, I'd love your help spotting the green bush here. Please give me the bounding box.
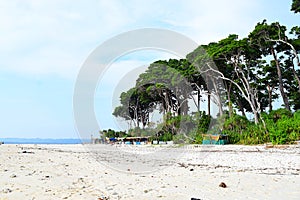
[159,132,173,141]
[240,124,268,144]
[173,133,191,144]
[104,109,300,145]
[222,114,252,144]
[263,109,299,144]
[220,109,300,145]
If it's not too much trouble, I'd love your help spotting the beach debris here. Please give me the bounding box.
[78,177,84,182]
[2,188,12,193]
[21,150,35,154]
[98,197,109,200]
[26,170,36,176]
[219,182,227,188]
[10,174,17,178]
[189,168,194,171]
[191,198,201,200]
[265,143,289,149]
[178,162,188,168]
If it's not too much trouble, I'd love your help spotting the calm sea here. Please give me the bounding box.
[0,138,90,144]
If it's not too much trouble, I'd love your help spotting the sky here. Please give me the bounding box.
[0,0,299,139]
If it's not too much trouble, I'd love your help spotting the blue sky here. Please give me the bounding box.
[0,0,298,139]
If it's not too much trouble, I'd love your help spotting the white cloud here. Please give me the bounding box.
[1,0,296,137]
[159,0,261,43]
[97,50,180,97]
[0,0,266,79]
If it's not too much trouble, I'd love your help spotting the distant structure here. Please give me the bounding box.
[90,134,104,144]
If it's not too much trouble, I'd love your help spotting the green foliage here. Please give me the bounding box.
[294,110,300,119]
[158,132,173,142]
[239,124,269,145]
[193,133,203,144]
[265,108,293,122]
[223,114,250,133]
[194,111,211,134]
[148,111,211,144]
[110,4,300,146]
[102,129,128,138]
[190,128,204,144]
[173,133,190,144]
[264,109,300,144]
[128,127,156,137]
[291,0,300,13]
[221,109,300,145]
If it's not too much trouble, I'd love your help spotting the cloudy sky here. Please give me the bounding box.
[0,0,298,139]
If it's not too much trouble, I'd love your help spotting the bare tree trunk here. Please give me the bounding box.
[270,38,300,94]
[271,47,291,111]
[190,83,202,113]
[204,63,261,124]
[207,91,211,116]
[197,90,201,112]
[236,98,246,117]
[267,85,273,112]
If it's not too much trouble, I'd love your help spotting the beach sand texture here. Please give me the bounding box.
[0,144,299,200]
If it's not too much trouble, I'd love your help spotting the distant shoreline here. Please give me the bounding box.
[0,138,90,144]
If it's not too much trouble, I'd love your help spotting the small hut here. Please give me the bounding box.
[202,134,228,145]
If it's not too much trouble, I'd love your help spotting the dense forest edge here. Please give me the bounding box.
[102,1,300,145]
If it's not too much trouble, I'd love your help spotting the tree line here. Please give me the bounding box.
[110,1,300,144]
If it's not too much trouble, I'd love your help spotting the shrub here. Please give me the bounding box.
[266,109,300,144]
[240,124,268,144]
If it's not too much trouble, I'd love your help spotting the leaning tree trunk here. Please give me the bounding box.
[290,50,300,94]
[271,47,291,111]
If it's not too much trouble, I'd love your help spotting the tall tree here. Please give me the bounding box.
[187,45,226,116]
[191,35,265,123]
[258,62,279,112]
[286,26,300,94]
[249,20,291,111]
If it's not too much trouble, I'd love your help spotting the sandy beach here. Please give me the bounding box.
[0,144,299,200]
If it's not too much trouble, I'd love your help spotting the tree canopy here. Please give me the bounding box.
[291,0,300,13]
[109,6,300,145]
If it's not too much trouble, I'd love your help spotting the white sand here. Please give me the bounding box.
[0,144,299,200]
